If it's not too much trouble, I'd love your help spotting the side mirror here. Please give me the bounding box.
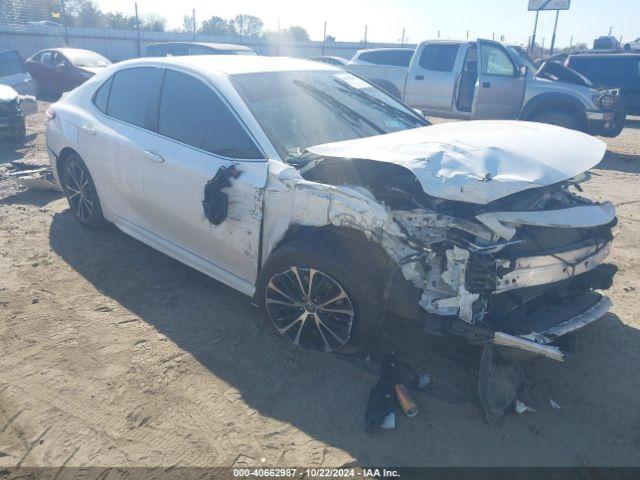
[519,65,528,77]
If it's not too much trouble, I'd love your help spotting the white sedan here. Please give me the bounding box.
[47,56,616,360]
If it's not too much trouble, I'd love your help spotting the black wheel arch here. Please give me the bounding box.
[520,93,588,129]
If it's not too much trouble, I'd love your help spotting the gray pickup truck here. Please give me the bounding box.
[348,39,625,137]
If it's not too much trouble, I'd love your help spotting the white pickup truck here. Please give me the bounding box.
[348,39,625,137]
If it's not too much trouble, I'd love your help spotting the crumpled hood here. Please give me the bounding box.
[0,84,19,102]
[307,120,606,204]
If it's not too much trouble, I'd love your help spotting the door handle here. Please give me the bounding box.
[415,74,425,80]
[144,150,165,163]
[81,125,96,135]
[482,81,491,88]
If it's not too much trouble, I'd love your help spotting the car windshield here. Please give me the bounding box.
[508,46,537,71]
[68,51,111,68]
[232,70,427,159]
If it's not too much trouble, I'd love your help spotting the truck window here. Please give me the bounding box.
[358,50,413,67]
[480,44,515,76]
[418,44,460,72]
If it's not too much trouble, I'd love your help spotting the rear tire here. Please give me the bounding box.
[531,110,583,132]
[61,153,108,230]
[256,232,387,354]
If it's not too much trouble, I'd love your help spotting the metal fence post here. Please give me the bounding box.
[134,2,141,57]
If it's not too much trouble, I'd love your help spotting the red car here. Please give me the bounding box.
[25,48,111,96]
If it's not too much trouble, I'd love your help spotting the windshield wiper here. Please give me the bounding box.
[333,77,426,126]
[293,79,386,135]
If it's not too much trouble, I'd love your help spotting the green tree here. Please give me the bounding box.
[232,14,263,37]
[286,26,309,41]
[199,16,234,36]
[104,11,137,30]
[141,13,166,32]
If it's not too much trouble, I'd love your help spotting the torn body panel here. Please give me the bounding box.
[261,125,616,361]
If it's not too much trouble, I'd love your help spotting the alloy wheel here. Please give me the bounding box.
[264,266,355,352]
[64,162,95,223]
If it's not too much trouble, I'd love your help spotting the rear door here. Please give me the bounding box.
[79,67,159,230]
[404,42,461,112]
[473,40,525,119]
[140,68,267,285]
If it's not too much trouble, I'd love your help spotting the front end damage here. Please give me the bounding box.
[262,122,617,363]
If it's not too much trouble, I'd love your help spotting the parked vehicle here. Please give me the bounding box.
[0,84,37,143]
[565,54,640,116]
[46,56,616,362]
[348,39,626,137]
[0,49,37,96]
[623,38,640,52]
[145,42,257,57]
[25,48,111,96]
[27,20,63,27]
[593,36,620,51]
[306,56,349,67]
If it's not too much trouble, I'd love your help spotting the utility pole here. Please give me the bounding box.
[549,9,560,55]
[363,25,368,48]
[192,8,196,41]
[492,32,495,40]
[60,0,68,46]
[437,30,441,38]
[134,2,141,57]
[608,26,613,36]
[401,28,405,45]
[569,36,573,52]
[529,9,540,52]
[322,21,327,55]
[466,30,469,40]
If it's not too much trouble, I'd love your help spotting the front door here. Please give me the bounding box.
[472,40,526,119]
[140,68,267,287]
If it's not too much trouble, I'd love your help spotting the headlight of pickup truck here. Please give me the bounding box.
[594,93,615,110]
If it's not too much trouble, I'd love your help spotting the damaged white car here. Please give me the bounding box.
[46,57,617,361]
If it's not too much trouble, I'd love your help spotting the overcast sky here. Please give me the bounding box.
[94,0,639,47]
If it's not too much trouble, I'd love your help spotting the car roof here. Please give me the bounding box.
[146,42,253,51]
[568,53,640,59]
[114,55,340,76]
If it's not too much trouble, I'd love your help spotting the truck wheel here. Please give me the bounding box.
[531,110,582,132]
[256,233,386,354]
[61,153,108,230]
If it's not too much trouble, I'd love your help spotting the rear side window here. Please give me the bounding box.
[419,44,460,72]
[107,67,156,127]
[93,75,113,113]
[157,69,262,159]
[358,50,413,67]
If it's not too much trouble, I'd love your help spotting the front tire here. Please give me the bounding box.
[61,153,107,229]
[256,232,387,354]
[531,110,583,132]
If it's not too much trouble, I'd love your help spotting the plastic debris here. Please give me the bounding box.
[380,411,396,429]
[413,373,431,390]
[549,398,562,410]
[515,400,536,414]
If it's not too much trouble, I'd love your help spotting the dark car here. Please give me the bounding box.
[566,54,640,116]
[145,42,256,57]
[25,48,111,96]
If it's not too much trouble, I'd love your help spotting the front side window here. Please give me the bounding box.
[480,44,515,76]
[232,70,427,159]
[419,44,460,72]
[157,69,263,159]
[107,67,156,127]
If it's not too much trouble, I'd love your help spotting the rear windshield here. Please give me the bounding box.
[568,56,640,88]
[67,51,111,68]
[0,51,25,78]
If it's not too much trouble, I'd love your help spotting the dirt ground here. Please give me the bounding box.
[1,103,639,468]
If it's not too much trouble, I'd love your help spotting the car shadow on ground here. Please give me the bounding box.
[0,188,61,207]
[595,151,640,174]
[47,209,640,466]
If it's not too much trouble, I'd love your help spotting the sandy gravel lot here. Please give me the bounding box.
[1,104,639,468]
